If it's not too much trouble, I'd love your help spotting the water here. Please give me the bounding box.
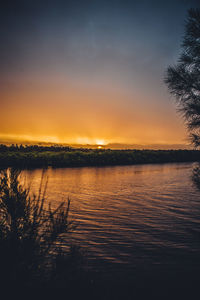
[23,162,200,278]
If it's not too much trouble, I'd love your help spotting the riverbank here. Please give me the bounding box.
[0,145,200,168]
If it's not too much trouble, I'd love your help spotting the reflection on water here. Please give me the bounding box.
[22,163,200,276]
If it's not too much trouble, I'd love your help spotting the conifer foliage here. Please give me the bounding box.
[165,9,200,147]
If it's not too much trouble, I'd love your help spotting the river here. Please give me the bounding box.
[22,162,200,279]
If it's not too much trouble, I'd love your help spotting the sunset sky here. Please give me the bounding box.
[1,0,199,146]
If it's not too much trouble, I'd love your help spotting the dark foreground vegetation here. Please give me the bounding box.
[0,169,86,288]
[0,144,200,168]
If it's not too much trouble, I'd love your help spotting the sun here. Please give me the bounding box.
[95,139,106,149]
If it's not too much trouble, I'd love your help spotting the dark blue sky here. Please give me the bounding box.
[0,0,199,145]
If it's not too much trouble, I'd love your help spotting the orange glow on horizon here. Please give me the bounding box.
[0,132,189,148]
[95,139,106,145]
[0,133,110,145]
[0,79,188,147]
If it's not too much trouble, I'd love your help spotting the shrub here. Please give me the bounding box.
[0,168,75,287]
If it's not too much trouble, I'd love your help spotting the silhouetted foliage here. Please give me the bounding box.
[0,145,200,169]
[165,8,200,147]
[0,144,74,152]
[164,8,200,192]
[0,168,76,287]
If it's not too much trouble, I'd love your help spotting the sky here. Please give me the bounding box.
[0,0,200,146]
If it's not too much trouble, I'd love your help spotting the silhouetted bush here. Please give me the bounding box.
[0,168,80,287]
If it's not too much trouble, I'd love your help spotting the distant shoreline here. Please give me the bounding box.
[0,140,192,150]
[0,145,199,169]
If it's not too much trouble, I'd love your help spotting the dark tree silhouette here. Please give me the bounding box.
[165,8,200,147]
[165,8,200,192]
